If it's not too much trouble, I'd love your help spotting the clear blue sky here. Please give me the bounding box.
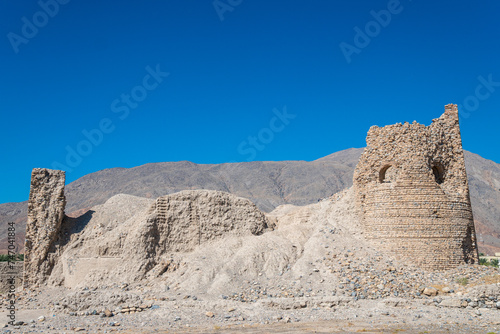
[1,0,499,204]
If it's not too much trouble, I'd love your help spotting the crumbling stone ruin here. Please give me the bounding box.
[353,104,479,270]
[142,190,273,254]
[23,168,66,288]
[21,104,479,289]
[23,176,273,288]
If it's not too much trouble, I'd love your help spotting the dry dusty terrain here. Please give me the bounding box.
[1,188,499,333]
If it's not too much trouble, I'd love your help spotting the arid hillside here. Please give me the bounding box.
[0,148,498,254]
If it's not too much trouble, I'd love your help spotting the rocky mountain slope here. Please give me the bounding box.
[464,151,500,255]
[1,148,499,254]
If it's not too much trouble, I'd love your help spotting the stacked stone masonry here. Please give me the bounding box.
[353,104,479,270]
[23,168,66,288]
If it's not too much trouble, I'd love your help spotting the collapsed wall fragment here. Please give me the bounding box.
[23,168,66,288]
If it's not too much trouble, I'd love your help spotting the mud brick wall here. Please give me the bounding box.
[143,190,271,254]
[353,104,479,270]
[23,168,66,288]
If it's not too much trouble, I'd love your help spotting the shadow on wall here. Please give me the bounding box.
[58,210,95,248]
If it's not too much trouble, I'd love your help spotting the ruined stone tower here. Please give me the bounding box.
[353,104,478,270]
[23,168,66,287]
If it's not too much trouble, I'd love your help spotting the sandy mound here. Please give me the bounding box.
[45,186,493,306]
[48,186,427,302]
[47,190,273,288]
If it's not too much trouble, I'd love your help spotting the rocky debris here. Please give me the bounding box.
[439,298,463,308]
[8,278,500,334]
[57,287,145,312]
[466,283,500,300]
[118,304,153,314]
[6,256,500,333]
[460,283,500,310]
[423,287,439,297]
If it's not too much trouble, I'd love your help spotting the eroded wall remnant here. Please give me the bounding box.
[353,104,479,270]
[142,190,273,254]
[23,168,66,288]
[21,104,479,289]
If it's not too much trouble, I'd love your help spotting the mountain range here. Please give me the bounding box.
[1,148,499,255]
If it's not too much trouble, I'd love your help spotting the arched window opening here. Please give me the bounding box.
[432,164,445,184]
[379,165,394,183]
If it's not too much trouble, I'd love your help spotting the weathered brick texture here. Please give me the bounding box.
[353,104,479,270]
[23,168,66,287]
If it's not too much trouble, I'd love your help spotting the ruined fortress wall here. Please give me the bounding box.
[353,104,479,270]
[140,190,272,255]
[23,168,66,288]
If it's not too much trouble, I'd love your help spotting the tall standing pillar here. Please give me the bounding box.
[23,168,66,288]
